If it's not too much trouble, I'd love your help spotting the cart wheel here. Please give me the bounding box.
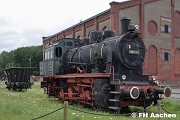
[78,101,86,108]
[58,88,65,102]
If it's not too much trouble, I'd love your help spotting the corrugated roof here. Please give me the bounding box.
[43,9,111,41]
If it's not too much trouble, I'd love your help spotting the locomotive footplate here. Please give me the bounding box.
[64,97,85,100]
[110,74,149,85]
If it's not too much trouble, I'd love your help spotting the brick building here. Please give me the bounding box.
[42,0,180,85]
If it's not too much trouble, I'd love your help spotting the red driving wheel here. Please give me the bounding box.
[58,88,65,101]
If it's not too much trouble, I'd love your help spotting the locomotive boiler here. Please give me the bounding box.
[40,17,171,112]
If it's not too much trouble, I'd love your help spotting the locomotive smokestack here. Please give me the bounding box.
[120,17,131,35]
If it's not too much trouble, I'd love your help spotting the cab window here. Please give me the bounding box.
[66,41,73,46]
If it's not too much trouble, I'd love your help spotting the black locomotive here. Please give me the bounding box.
[40,17,171,111]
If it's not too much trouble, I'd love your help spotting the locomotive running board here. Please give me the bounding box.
[43,73,111,79]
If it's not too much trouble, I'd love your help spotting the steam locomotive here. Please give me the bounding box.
[40,17,171,112]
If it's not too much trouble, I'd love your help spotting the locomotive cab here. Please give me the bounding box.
[40,38,76,76]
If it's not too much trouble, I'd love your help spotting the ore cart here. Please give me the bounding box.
[4,67,36,91]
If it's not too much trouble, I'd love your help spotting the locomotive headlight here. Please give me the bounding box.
[155,80,159,85]
[151,76,156,81]
[122,75,126,80]
[135,25,139,30]
[151,76,159,85]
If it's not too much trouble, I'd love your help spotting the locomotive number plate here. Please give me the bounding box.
[129,50,139,54]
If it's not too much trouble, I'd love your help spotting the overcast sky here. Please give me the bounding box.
[0,0,126,53]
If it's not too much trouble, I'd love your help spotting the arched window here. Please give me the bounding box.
[175,49,180,74]
[175,11,180,38]
[148,45,157,75]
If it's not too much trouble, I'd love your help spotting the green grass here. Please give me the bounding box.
[0,80,180,120]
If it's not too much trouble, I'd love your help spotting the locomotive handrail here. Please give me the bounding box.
[110,66,120,84]
[4,67,37,69]
[63,61,93,65]
[63,61,95,73]
[100,43,105,59]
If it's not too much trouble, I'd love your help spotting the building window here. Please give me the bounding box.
[174,11,180,38]
[160,17,171,34]
[47,51,50,59]
[161,25,171,33]
[162,52,171,61]
[164,25,169,33]
[66,41,73,46]
[50,50,53,59]
[45,52,48,60]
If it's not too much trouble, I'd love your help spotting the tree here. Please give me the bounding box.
[0,45,43,76]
